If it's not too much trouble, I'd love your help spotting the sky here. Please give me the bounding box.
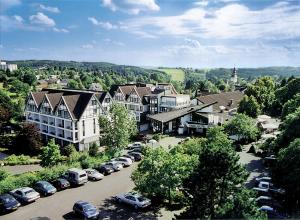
[0,0,300,68]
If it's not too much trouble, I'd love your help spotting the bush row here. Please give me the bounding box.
[0,162,81,195]
[1,154,40,166]
[0,152,111,195]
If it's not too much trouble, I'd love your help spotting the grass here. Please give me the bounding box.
[158,68,185,82]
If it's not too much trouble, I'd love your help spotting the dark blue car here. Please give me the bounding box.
[73,201,99,219]
[0,194,21,214]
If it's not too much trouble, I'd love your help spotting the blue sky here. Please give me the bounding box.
[0,0,300,67]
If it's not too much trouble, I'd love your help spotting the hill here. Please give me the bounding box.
[157,68,185,82]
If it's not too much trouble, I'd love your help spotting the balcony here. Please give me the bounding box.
[42,120,48,124]
[28,117,33,120]
[50,131,55,135]
[35,118,40,122]
[66,125,72,130]
[186,121,210,129]
[58,124,64,128]
[49,121,55,125]
[42,130,48,133]
[58,134,64,138]
[67,136,72,140]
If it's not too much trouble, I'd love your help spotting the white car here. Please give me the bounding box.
[84,169,104,181]
[115,192,151,209]
[255,176,272,184]
[114,157,133,167]
[106,161,123,171]
[10,187,40,203]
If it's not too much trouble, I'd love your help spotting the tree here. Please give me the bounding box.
[62,144,76,157]
[132,147,197,204]
[22,72,37,86]
[276,78,300,106]
[15,122,42,155]
[89,142,98,157]
[238,95,260,118]
[99,103,137,155]
[0,168,9,181]
[224,113,260,143]
[276,107,300,152]
[40,139,62,167]
[177,128,261,219]
[245,76,275,112]
[281,93,300,119]
[272,138,300,212]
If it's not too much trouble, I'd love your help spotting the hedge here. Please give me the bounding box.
[1,154,40,166]
[0,153,111,194]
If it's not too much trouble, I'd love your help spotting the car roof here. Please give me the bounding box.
[256,196,272,200]
[260,205,274,211]
[260,181,270,184]
[18,187,33,191]
[37,180,49,184]
[75,200,90,206]
[0,193,13,199]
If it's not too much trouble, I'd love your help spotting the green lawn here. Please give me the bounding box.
[158,68,185,82]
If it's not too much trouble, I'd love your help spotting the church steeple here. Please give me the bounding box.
[231,66,238,84]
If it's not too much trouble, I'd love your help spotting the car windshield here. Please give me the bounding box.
[79,174,86,178]
[83,204,96,212]
[42,183,53,189]
[137,196,146,202]
[2,196,15,203]
[24,190,35,195]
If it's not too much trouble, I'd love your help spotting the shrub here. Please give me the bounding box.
[152,133,161,141]
[0,168,9,181]
[89,143,98,157]
[62,144,76,157]
[2,154,39,165]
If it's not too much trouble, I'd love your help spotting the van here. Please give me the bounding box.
[63,168,88,186]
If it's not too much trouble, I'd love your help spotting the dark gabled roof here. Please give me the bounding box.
[46,93,63,110]
[95,91,109,103]
[147,103,214,123]
[31,91,48,107]
[136,87,152,98]
[62,93,94,119]
[197,91,243,111]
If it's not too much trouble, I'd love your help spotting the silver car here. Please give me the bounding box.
[106,161,123,171]
[114,157,133,167]
[115,192,151,209]
[10,187,40,204]
[84,169,104,181]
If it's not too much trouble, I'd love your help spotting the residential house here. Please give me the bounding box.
[147,103,219,135]
[196,91,244,124]
[95,91,113,112]
[25,89,103,151]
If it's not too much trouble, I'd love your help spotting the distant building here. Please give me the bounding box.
[0,61,18,72]
[231,66,238,84]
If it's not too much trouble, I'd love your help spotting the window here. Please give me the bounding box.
[75,132,78,140]
[93,118,96,134]
[93,108,97,114]
[75,122,78,130]
[92,100,97,106]
[82,120,85,136]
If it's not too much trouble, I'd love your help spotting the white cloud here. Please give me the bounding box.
[102,0,117,11]
[104,38,125,46]
[88,17,118,30]
[13,15,23,23]
[81,44,94,49]
[39,4,60,13]
[122,2,300,40]
[0,0,21,11]
[53,27,69,33]
[101,0,159,15]
[29,12,55,27]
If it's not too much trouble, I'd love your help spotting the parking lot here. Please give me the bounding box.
[1,164,138,220]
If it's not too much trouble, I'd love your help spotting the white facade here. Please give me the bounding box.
[25,92,102,151]
[160,95,190,112]
[0,61,18,72]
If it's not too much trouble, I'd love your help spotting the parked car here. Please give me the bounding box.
[114,157,133,167]
[106,161,123,171]
[127,142,144,150]
[123,154,135,161]
[255,176,272,185]
[52,178,70,191]
[115,192,151,209]
[253,187,271,197]
[97,164,114,175]
[63,168,88,186]
[128,148,143,154]
[34,181,57,196]
[10,187,40,204]
[258,181,286,195]
[0,194,20,213]
[255,196,283,210]
[128,152,143,161]
[258,205,287,219]
[84,169,104,181]
[73,200,99,219]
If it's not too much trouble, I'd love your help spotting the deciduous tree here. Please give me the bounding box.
[238,95,260,118]
[40,139,62,167]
